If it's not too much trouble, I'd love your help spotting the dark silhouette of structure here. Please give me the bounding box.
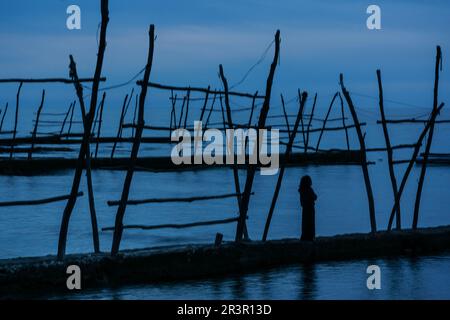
[299,175,317,241]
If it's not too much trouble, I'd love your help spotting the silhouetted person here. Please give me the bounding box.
[299,175,317,241]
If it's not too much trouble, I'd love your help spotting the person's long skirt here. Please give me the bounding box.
[301,207,315,241]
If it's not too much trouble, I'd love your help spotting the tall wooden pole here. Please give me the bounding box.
[377,70,401,230]
[0,102,8,132]
[57,0,109,260]
[10,82,23,159]
[304,93,317,152]
[413,46,442,229]
[28,90,45,160]
[219,64,249,240]
[340,73,376,233]
[94,92,106,159]
[316,92,338,150]
[111,24,155,256]
[111,94,129,159]
[262,91,308,241]
[338,93,350,150]
[235,30,280,241]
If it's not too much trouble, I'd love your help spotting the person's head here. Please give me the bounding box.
[300,175,312,191]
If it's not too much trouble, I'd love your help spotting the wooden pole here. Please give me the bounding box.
[66,101,76,138]
[59,102,73,136]
[204,93,216,129]
[66,57,101,254]
[262,91,308,241]
[111,24,155,256]
[316,92,338,150]
[304,93,317,153]
[183,89,191,129]
[111,94,129,159]
[9,82,23,159]
[338,93,350,150]
[133,93,138,136]
[387,103,444,230]
[0,192,83,207]
[377,70,401,230]
[108,192,248,206]
[28,90,46,160]
[298,89,307,151]
[247,91,258,128]
[95,92,106,159]
[57,0,109,260]
[280,94,291,138]
[219,64,249,240]
[138,81,265,99]
[0,102,8,132]
[178,95,186,128]
[104,217,239,232]
[340,73,376,233]
[235,30,280,242]
[199,87,210,122]
[412,45,441,229]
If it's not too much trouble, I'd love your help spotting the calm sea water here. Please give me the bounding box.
[1,90,450,299]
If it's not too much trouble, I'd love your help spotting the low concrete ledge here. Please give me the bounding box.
[1,225,450,297]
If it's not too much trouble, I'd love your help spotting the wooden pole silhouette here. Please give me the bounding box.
[65,55,101,254]
[340,73,376,233]
[235,30,280,242]
[111,24,155,256]
[247,92,258,128]
[59,102,73,136]
[28,90,45,160]
[298,89,307,151]
[304,93,317,153]
[280,94,291,138]
[219,64,249,240]
[57,0,109,260]
[178,95,186,128]
[338,93,350,150]
[413,46,442,229]
[387,103,444,230]
[0,103,8,132]
[316,92,338,150]
[183,89,191,129]
[67,101,76,138]
[262,91,308,241]
[94,92,106,159]
[10,82,23,159]
[377,70,401,230]
[111,94,129,159]
[199,87,210,122]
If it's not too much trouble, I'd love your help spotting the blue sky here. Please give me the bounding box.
[0,0,449,124]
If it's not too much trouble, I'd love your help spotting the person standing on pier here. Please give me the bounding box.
[299,175,317,241]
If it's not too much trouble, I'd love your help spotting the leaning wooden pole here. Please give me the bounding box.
[262,91,308,241]
[28,90,46,160]
[304,93,317,152]
[316,92,338,150]
[412,46,442,229]
[0,102,8,132]
[339,93,350,150]
[280,94,291,137]
[57,0,108,260]
[387,103,444,230]
[377,70,401,230]
[219,64,249,240]
[340,73,376,233]
[9,82,23,159]
[111,94,129,159]
[111,24,155,256]
[94,92,106,159]
[235,30,280,242]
